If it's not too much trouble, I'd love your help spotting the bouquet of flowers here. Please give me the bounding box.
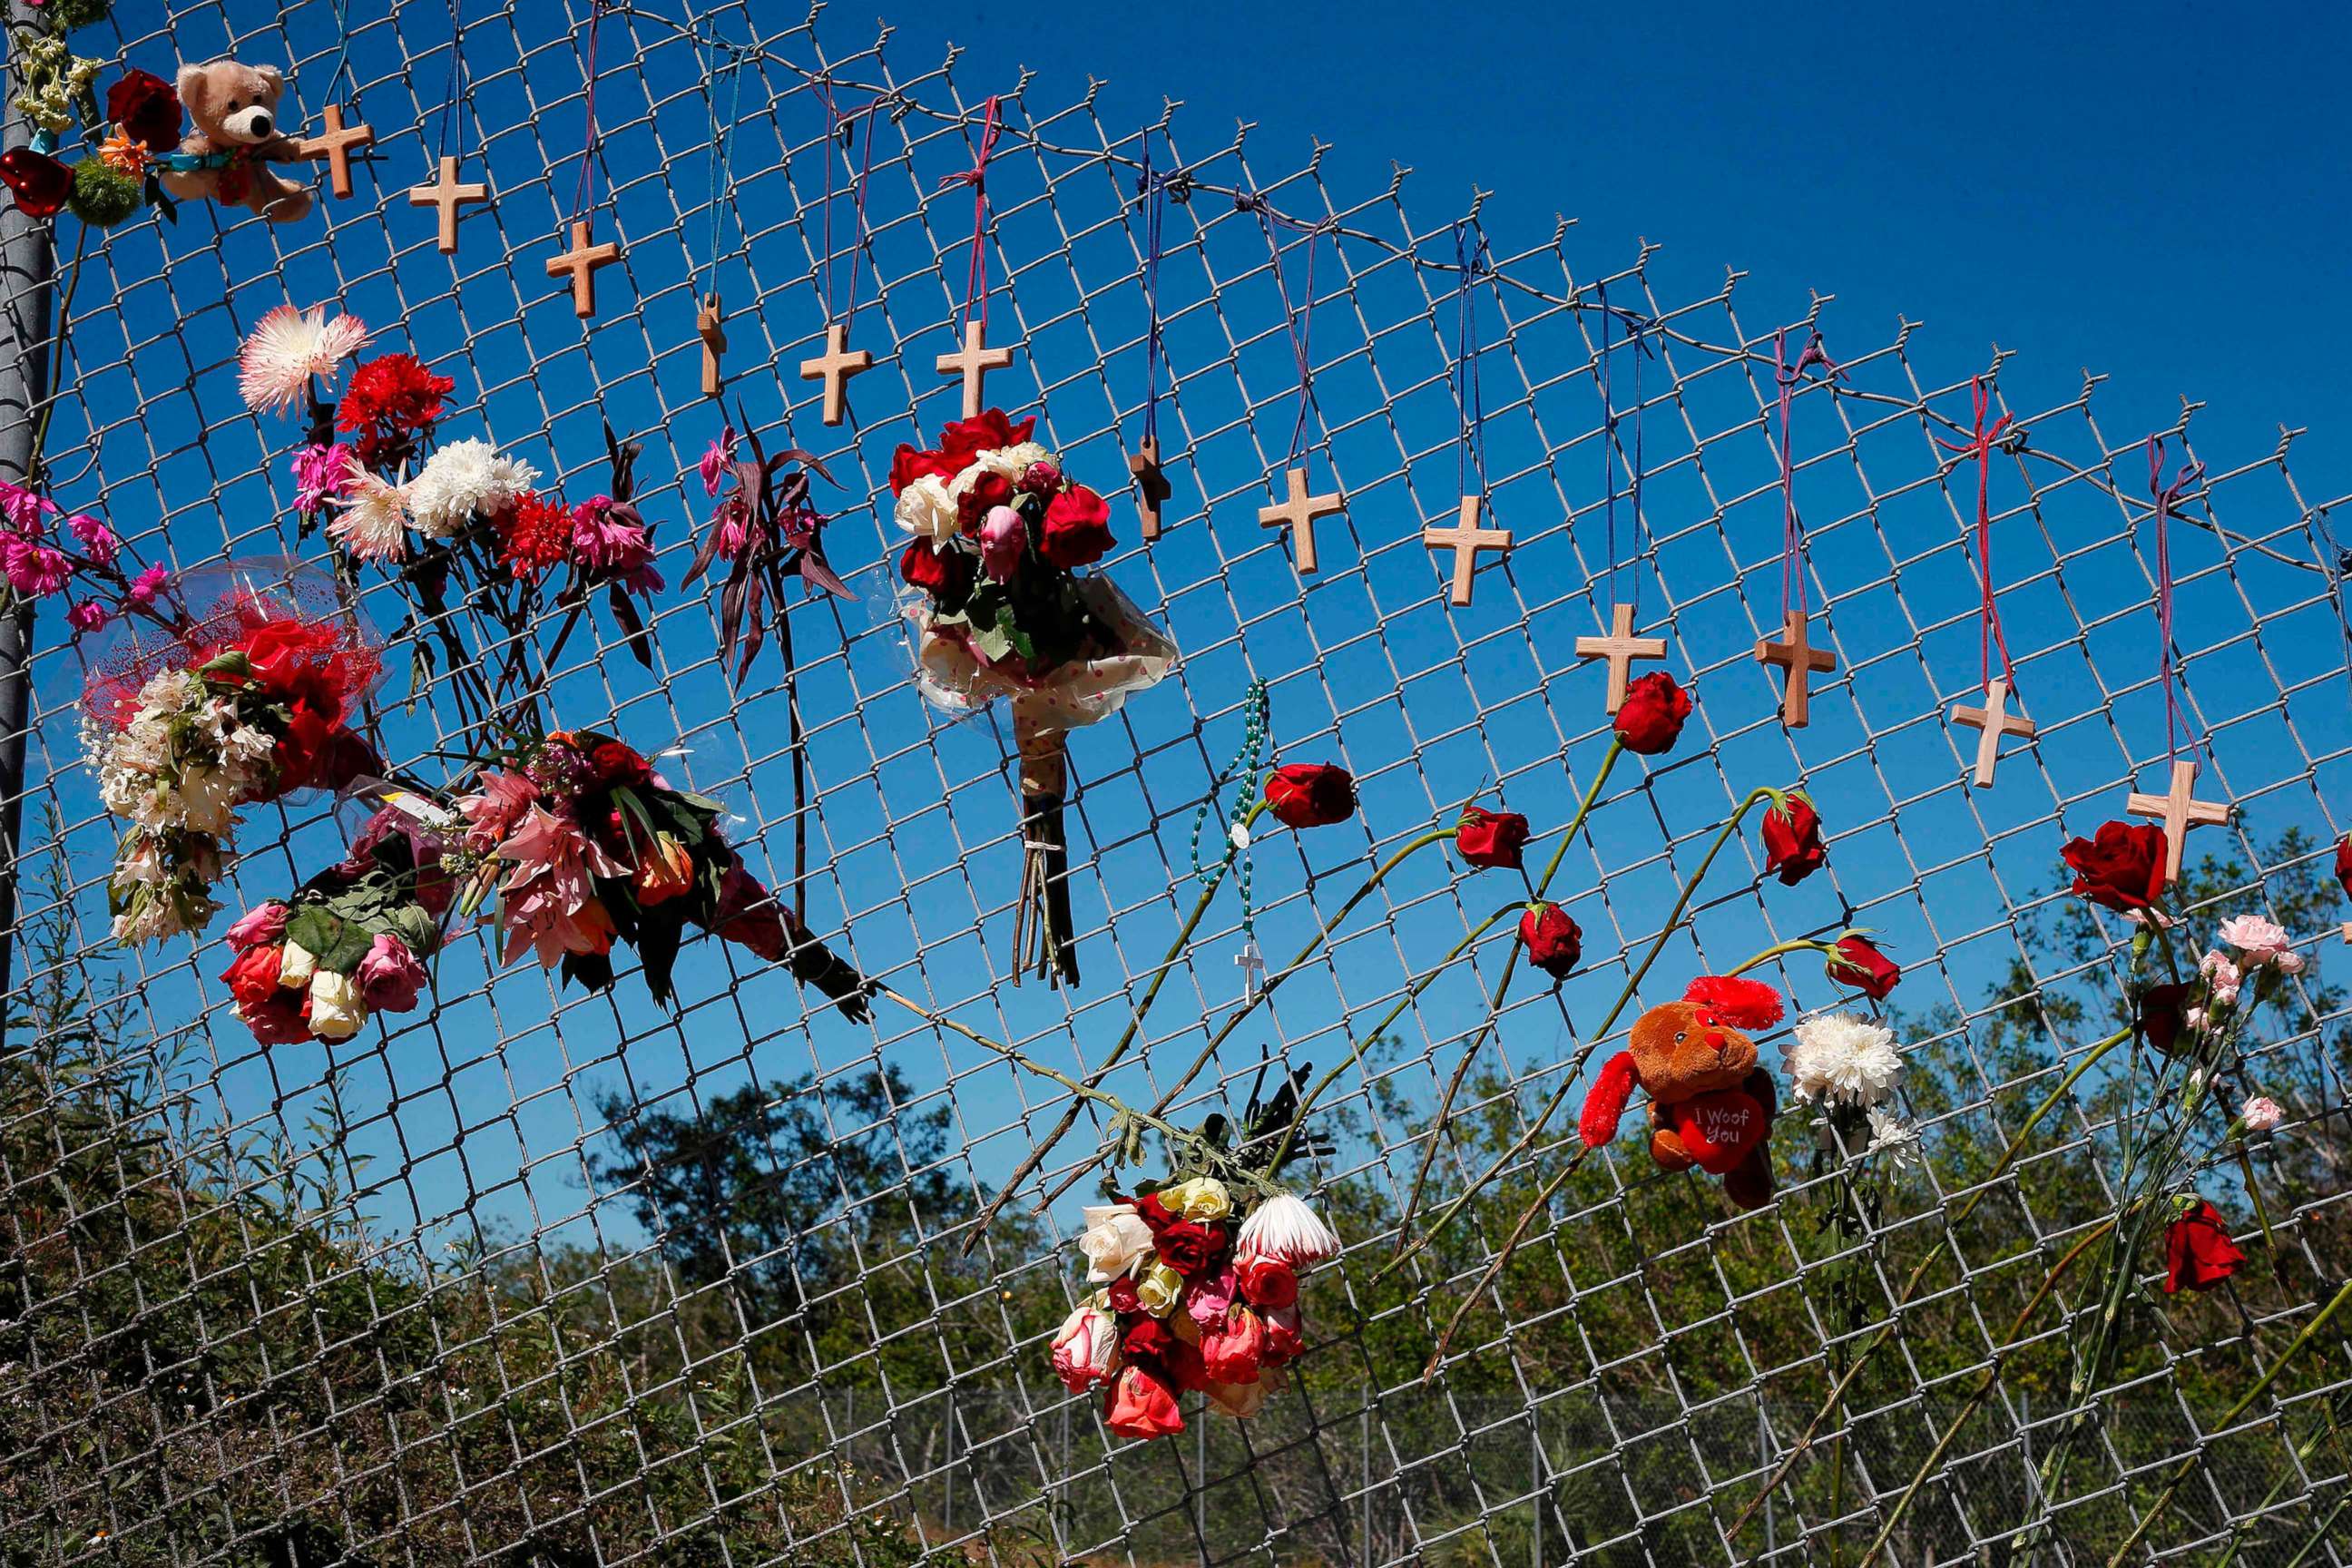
[82,560,382,945]
[219,800,454,1044]
[891,408,1175,985]
[453,729,869,1018]
[1056,1182,1338,1439]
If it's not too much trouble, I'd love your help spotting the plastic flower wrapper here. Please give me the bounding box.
[888,408,1176,985]
[217,795,456,1046]
[81,558,385,946]
[451,728,870,1019]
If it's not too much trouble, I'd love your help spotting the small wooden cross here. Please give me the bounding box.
[299,103,376,201]
[1950,677,2037,787]
[1753,612,1838,729]
[1423,495,1513,607]
[2125,758,2233,887]
[696,293,728,398]
[1573,602,1669,713]
[544,219,621,318]
[1129,438,1174,540]
[798,321,874,427]
[1258,466,1345,575]
[936,318,1014,418]
[406,154,488,254]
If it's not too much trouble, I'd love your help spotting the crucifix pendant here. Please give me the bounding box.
[1236,940,1267,1001]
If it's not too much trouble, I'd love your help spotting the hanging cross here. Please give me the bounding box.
[299,103,376,201]
[936,319,1014,417]
[1574,602,1669,714]
[1235,940,1267,1001]
[1950,677,2037,788]
[697,293,728,398]
[406,154,488,254]
[544,219,621,318]
[1258,466,1344,574]
[799,321,875,426]
[2125,758,2232,887]
[1129,438,1174,540]
[1754,612,1838,729]
[1423,495,1513,607]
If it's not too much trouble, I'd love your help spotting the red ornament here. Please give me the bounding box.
[0,149,70,219]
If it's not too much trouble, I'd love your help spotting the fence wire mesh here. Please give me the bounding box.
[3,2,2350,1564]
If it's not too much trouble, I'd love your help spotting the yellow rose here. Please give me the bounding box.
[1135,1261,1184,1318]
[307,970,368,1041]
[1163,1177,1232,1222]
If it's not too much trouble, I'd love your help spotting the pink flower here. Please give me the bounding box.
[126,564,168,608]
[290,443,358,517]
[3,537,70,596]
[0,479,53,537]
[1187,1263,1239,1331]
[65,514,116,564]
[2241,1095,2285,1132]
[1049,1303,1117,1393]
[572,498,664,595]
[226,902,289,949]
[458,769,541,853]
[357,932,429,1012]
[978,504,1024,582]
[2218,913,2293,967]
[699,426,738,496]
[495,803,626,968]
[2199,949,2242,1004]
[64,600,107,632]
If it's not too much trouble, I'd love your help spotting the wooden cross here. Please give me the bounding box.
[1258,466,1344,574]
[544,219,621,318]
[1573,602,1668,714]
[1950,677,2037,787]
[1129,438,1174,540]
[299,103,376,201]
[1753,612,1838,729]
[1423,495,1513,607]
[936,318,1014,417]
[697,293,728,398]
[406,154,488,254]
[799,321,874,427]
[2125,758,2233,887]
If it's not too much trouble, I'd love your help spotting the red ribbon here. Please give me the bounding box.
[938,95,1004,333]
[1774,330,1836,619]
[1936,376,2016,690]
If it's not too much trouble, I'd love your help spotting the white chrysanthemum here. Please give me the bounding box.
[239,303,372,415]
[329,470,413,563]
[893,473,958,542]
[1236,1193,1341,1266]
[1865,1109,1923,1169]
[1783,1013,1904,1108]
[408,438,540,537]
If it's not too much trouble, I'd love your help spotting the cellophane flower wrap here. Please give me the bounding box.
[220,799,455,1045]
[453,729,869,1018]
[82,559,383,945]
[1057,1178,1337,1440]
[889,408,1175,985]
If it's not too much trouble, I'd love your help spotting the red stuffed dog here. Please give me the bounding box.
[1578,975,1783,1210]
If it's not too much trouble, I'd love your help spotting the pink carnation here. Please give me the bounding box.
[290,443,358,518]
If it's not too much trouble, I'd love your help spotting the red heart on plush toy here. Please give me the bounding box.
[1666,1089,1767,1175]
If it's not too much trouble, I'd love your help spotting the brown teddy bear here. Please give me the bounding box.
[161,61,313,221]
[1578,975,1783,1210]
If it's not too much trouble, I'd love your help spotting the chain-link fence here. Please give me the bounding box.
[3,2,2349,1564]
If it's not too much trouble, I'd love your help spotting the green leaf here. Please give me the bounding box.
[385,905,441,958]
[285,906,371,972]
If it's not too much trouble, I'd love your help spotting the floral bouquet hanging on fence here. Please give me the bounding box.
[83,559,383,945]
[452,729,870,1018]
[891,408,1175,985]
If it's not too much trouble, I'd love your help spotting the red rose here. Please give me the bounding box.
[1455,806,1529,870]
[1518,902,1583,981]
[1822,935,1900,1000]
[2335,834,2351,900]
[220,944,284,1007]
[1105,1276,1143,1315]
[1235,1254,1298,1311]
[1154,1219,1228,1277]
[2162,1200,2244,1294]
[589,740,652,786]
[1160,1334,1210,1393]
[238,620,342,710]
[1614,671,1693,756]
[956,469,1015,534]
[1040,484,1115,568]
[897,538,970,598]
[0,149,70,219]
[238,988,313,1047]
[2061,820,2167,912]
[1265,764,1355,829]
[1122,1318,1177,1362]
[1102,1363,1183,1439]
[1260,1305,1305,1362]
[2135,982,2192,1054]
[1761,793,1827,886]
[1131,1191,1175,1231]
[1200,1308,1267,1385]
[888,444,956,496]
[107,68,182,152]
[938,408,1035,470]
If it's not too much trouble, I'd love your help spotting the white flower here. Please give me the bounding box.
[1134,1260,1184,1317]
[2241,1095,2285,1132]
[893,474,958,542]
[172,767,240,836]
[969,441,1052,483]
[329,470,413,563]
[2218,914,2292,965]
[277,941,318,989]
[1161,1176,1232,1222]
[1865,1109,1922,1168]
[1783,1014,1903,1108]
[1049,1303,1118,1392]
[408,437,539,536]
[308,969,367,1040]
[1236,1193,1341,1266]
[1075,1202,1155,1282]
[239,304,372,415]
